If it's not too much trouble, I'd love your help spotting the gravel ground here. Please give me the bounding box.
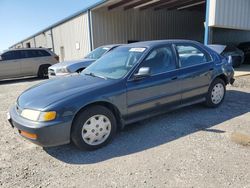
[0,76,249,188]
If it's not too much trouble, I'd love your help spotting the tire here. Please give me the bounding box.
[38,65,49,79]
[205,78,226,108]
[71,105,117,150]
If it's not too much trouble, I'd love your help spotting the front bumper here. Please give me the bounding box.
[8,105,72,147]
[48,72,78,79]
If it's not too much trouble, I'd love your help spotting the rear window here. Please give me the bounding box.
[176,44,212,68]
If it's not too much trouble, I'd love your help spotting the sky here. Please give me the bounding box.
[0,0,101,52]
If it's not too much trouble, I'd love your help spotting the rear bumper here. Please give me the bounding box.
[8,106,72,147]
[230,77,235,85]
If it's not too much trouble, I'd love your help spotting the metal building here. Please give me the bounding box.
[9,0,250,62]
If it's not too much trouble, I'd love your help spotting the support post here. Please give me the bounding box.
[204,0,210,45]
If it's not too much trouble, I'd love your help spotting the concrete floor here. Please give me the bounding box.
[234,64,250,77]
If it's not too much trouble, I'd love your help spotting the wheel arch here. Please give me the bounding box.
[37,64,51,78]
[210,73,229,85]
[71,101,124,133]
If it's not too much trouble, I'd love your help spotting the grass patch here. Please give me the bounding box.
[231,132,250,146]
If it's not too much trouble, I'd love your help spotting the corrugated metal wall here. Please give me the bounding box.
[209,0,250,30]
[15,43,23,48]
[23,38,35,48]
[35,30,53,49]
[52,13,90,61]
[91,9,205,48]
[212,28,250,45]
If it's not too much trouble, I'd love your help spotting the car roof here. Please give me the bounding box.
[7,48,50,52]
[122,40,201,48]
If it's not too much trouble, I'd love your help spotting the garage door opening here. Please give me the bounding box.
[90,0,207,49]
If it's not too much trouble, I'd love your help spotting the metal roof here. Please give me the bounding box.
[10,0,206,48]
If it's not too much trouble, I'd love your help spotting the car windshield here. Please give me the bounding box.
[84,46,110,60]
[82,46,146,79]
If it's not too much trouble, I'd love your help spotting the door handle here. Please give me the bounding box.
[209,68,214,71]
[171,76,178,80]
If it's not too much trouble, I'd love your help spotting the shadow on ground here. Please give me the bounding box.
[0,77,44,85]
[44,90,250,164]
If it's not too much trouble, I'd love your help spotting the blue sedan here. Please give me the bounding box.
[8,40,234,150]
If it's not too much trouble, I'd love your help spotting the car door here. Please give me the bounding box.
[20,50,38,76]
[126,45,182,117]
[0,51,21,79]
[175,43,214,103]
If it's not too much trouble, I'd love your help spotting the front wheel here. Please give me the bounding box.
[71,105,117,150]
[205,78,226,108]
[38,65,49,79]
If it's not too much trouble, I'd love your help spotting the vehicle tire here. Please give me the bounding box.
[205,78,226,108]
[38,65,49,79]
[71,105,117,150]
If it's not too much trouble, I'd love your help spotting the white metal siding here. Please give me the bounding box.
[91,9,205,48]
[14,43,23,48]
[52,13,90,61]
[23,38,35,48]
[209,0,250,30]
[35,30,53,49]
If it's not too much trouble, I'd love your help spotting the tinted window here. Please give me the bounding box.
[176,44,211,68]
[138,46,176,75]
[1,51,21,60]
[38,50,51,57]
[25,50,51,58]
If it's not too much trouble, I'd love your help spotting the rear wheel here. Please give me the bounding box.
[205,78,226,108]
[38,65,50,78]
[71,105,117,150]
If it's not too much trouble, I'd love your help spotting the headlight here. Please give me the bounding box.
[21,109,56,122]
[56,67,69,73]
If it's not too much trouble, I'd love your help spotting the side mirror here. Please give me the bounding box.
[133,67,150,80]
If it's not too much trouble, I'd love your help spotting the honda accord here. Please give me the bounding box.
[8,40,234,150]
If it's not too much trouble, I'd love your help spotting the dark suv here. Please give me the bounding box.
[8,40,234,150]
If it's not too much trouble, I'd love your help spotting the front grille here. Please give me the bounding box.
[16,104,23,115]
[48,69,56,76]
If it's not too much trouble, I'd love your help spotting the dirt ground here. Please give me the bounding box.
[0,76,249,188]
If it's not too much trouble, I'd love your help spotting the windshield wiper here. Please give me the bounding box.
[84,72,107,80]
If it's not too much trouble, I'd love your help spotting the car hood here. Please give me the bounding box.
[207,45,226,54]
[17,75,110,110]
[50,59,95,72]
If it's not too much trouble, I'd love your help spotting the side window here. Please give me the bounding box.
[26,50,40,58]
[37,50,51,57]
[176,44,211,68]
[138,46,176,75]
[1,51,21,60]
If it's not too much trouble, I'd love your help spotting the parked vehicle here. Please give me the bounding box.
[238,42,250,63]
[48,44,120,78]
[208,44,244,68]
[0,48,58,80]
[8,40,234,150]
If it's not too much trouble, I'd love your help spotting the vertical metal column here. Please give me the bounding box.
[204,0,210,45]
[88,9,93,51]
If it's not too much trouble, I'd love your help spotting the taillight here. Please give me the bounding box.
[55,56,59,61]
